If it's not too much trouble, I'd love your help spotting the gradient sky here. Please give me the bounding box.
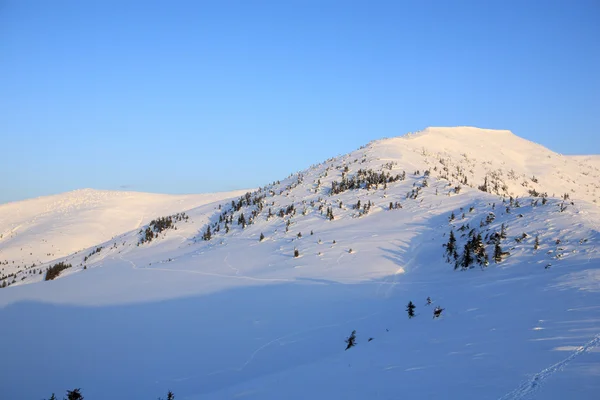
[1,0,599,203]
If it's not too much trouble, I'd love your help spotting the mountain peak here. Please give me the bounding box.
[405,126,515,139]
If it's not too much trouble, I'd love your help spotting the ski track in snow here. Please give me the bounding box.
[118,254,291,283]
[187,310,383,381]
[498,334,600,400]
[224,252,241,275]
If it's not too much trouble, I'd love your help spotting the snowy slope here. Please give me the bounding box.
[569,154,600,171]
[0,188,249,278]
[372,127,600,205]
[0,127,599,400]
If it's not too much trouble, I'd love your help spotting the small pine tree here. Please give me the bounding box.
[259,232,265,242]
[445,230,457,262]
[407,301,416,318]
[203,225,211,241]
[500,223,507,239]
[474,233,488,267]
[66,388,84,400]
[167,391,175,400]
[345,330,357,350]
[494,240,503,263]
[461,243,473,269]
[47,394,57,400]
[294,248,299,257]
[534,235,540,250]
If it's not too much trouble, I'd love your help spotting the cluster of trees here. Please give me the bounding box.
[406,185,423,200]
[389,201,402,210]
[353,199,373,216]
[406,299,443,319]
[45,262,72,281]
[201,191,271,240]
[445,222,509,270]
[326,207,335,221]
[139,213,188,245]
[83,246,102,262]
[476,172,509,196]
[330,168,406,195]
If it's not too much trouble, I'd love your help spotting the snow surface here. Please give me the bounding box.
[1,127,599,400]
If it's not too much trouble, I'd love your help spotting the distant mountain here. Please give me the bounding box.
[1,127,599,400]
[0,188,250,273]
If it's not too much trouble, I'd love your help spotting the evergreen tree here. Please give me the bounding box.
[500,223,507,239]
[65,388,83,400]
[445,230,457,262]
[461,243,473,269]
[494,239,503,263]
[203,225,211,241]
[259,232,265,241]
[473,233,488,267]
[534,235,540,250]
[345,330,357,350]
[294,248,299,257]
[159,391,175,400]
[406,301,416,318]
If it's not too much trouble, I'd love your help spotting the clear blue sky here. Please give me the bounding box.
[1,0,599,203]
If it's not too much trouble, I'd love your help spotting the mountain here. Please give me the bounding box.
[1,127,599,400]
[0,188,250,276]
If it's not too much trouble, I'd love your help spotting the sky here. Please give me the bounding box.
[1,0,599,204]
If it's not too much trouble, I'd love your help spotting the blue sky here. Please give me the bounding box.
[1,0,599,203]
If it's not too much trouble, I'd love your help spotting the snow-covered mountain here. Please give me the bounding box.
[1,127,599,400]
[0,188,250,276]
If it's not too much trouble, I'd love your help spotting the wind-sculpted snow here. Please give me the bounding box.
[0,127,599,399]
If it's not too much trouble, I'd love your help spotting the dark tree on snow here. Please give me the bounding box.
[494,239,504,263]
[66,388,84,400]
[461,243,474,270]
[259,232,265,241]
[445,230,457,262]
[345,330,357,350]
[500,223,507,239]
[407,301,416,318]
[203,225,211,241]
